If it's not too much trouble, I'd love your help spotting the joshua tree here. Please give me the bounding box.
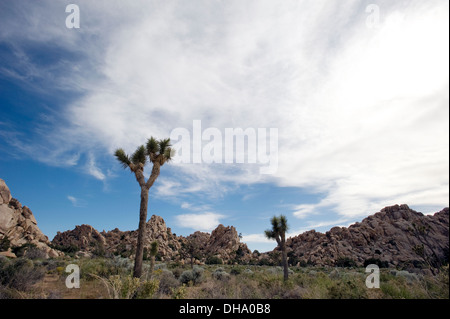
[114,137,173,278]
[149,241,158,273]
[265,215,289,281]
[180,237,201,269]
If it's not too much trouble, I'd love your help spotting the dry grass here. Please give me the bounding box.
[1,256,448,299]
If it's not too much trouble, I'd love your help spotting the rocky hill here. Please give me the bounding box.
[52,215,252,264]
[0,179,61,258]
[2,178,448,270]
[283,204,449,269]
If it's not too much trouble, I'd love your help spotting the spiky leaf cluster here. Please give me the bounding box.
[114,137,174,171]
[265,215,289,240]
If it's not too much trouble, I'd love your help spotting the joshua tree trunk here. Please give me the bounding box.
[265,215,289,282]
[281,241,288,281]
[133,187,149,278]
[276,236,288,281]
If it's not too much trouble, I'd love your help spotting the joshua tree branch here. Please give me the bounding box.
[145,161,161,189]
[134,167,146,188]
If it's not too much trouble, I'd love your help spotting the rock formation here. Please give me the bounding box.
[0,179,61,258]
[181,225,252,264]
[283,204,449,269]
[206,224,251,261]
[52,216,252,264]
[4,177,448,270]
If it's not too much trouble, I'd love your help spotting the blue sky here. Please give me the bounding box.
[0,0,448,252]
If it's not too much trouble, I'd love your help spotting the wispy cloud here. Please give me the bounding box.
[174,212,226,233]
[1,0,448,220]
[241,233,273,244]
[86,153,106,181]
[67,195,86,207]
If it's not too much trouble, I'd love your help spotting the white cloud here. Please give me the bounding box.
[241,233,272,244]
[180,202,191,210]
[67,195,86,207]
[86,154,106,181]
[67,195,77,206]
[174,212,225,232]
[2,1,448,220]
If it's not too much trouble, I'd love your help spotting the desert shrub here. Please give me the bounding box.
[244,268,254,275]
[394,270,420,283]
[92,244,107,257]
[329,268,340,280]
[24,247,48,260]
[41,259,60,272]
[327,278,368,299]
[442,246,449,266]
[381,280,415,299]
[0,236,10,251]
[212,268,230,281]
[171,267,183,279]
[80,257,132,280]
[436,265,449,299]
[157,270,180,295]
[136,279,160,299]
[230,267,241,275]
[287,251,299,266]
[205,256,223,265]
[266,266,282,275]
[0,257,45,291]
[335,257,357,268]
[50,243,79,256]
[94,274,159,299]
[171,284,188,299]
[11,243,38,257]
[154,263,167,270]
[258,258,274,266]
[266,266,294,276]
[179,266,204,285]
[364,258,389,268]
[298,260,308,267]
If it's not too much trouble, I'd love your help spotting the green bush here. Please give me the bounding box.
[0,236,10,251]
[258,258,275,266]
[230,267,241,275]
[327,279,368,299]
[80,257,132,280]
[179,266,204,285]
[335,257,357,268]
[50,243,79,255]
[205,256,223,265]
[97,274,159,299]
[24,247,48,260]
[157,270,180,295]
[11,243,38,257]
[136,279,160,299]
[212,268,231,281]
[364,258,389,268]
[0,257,45,291]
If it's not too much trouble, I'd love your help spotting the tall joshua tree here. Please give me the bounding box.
[114,137,173,278]
[265,215,289,281]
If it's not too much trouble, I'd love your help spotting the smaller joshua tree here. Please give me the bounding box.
[265,215,289,281]
[149,241,158,273]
